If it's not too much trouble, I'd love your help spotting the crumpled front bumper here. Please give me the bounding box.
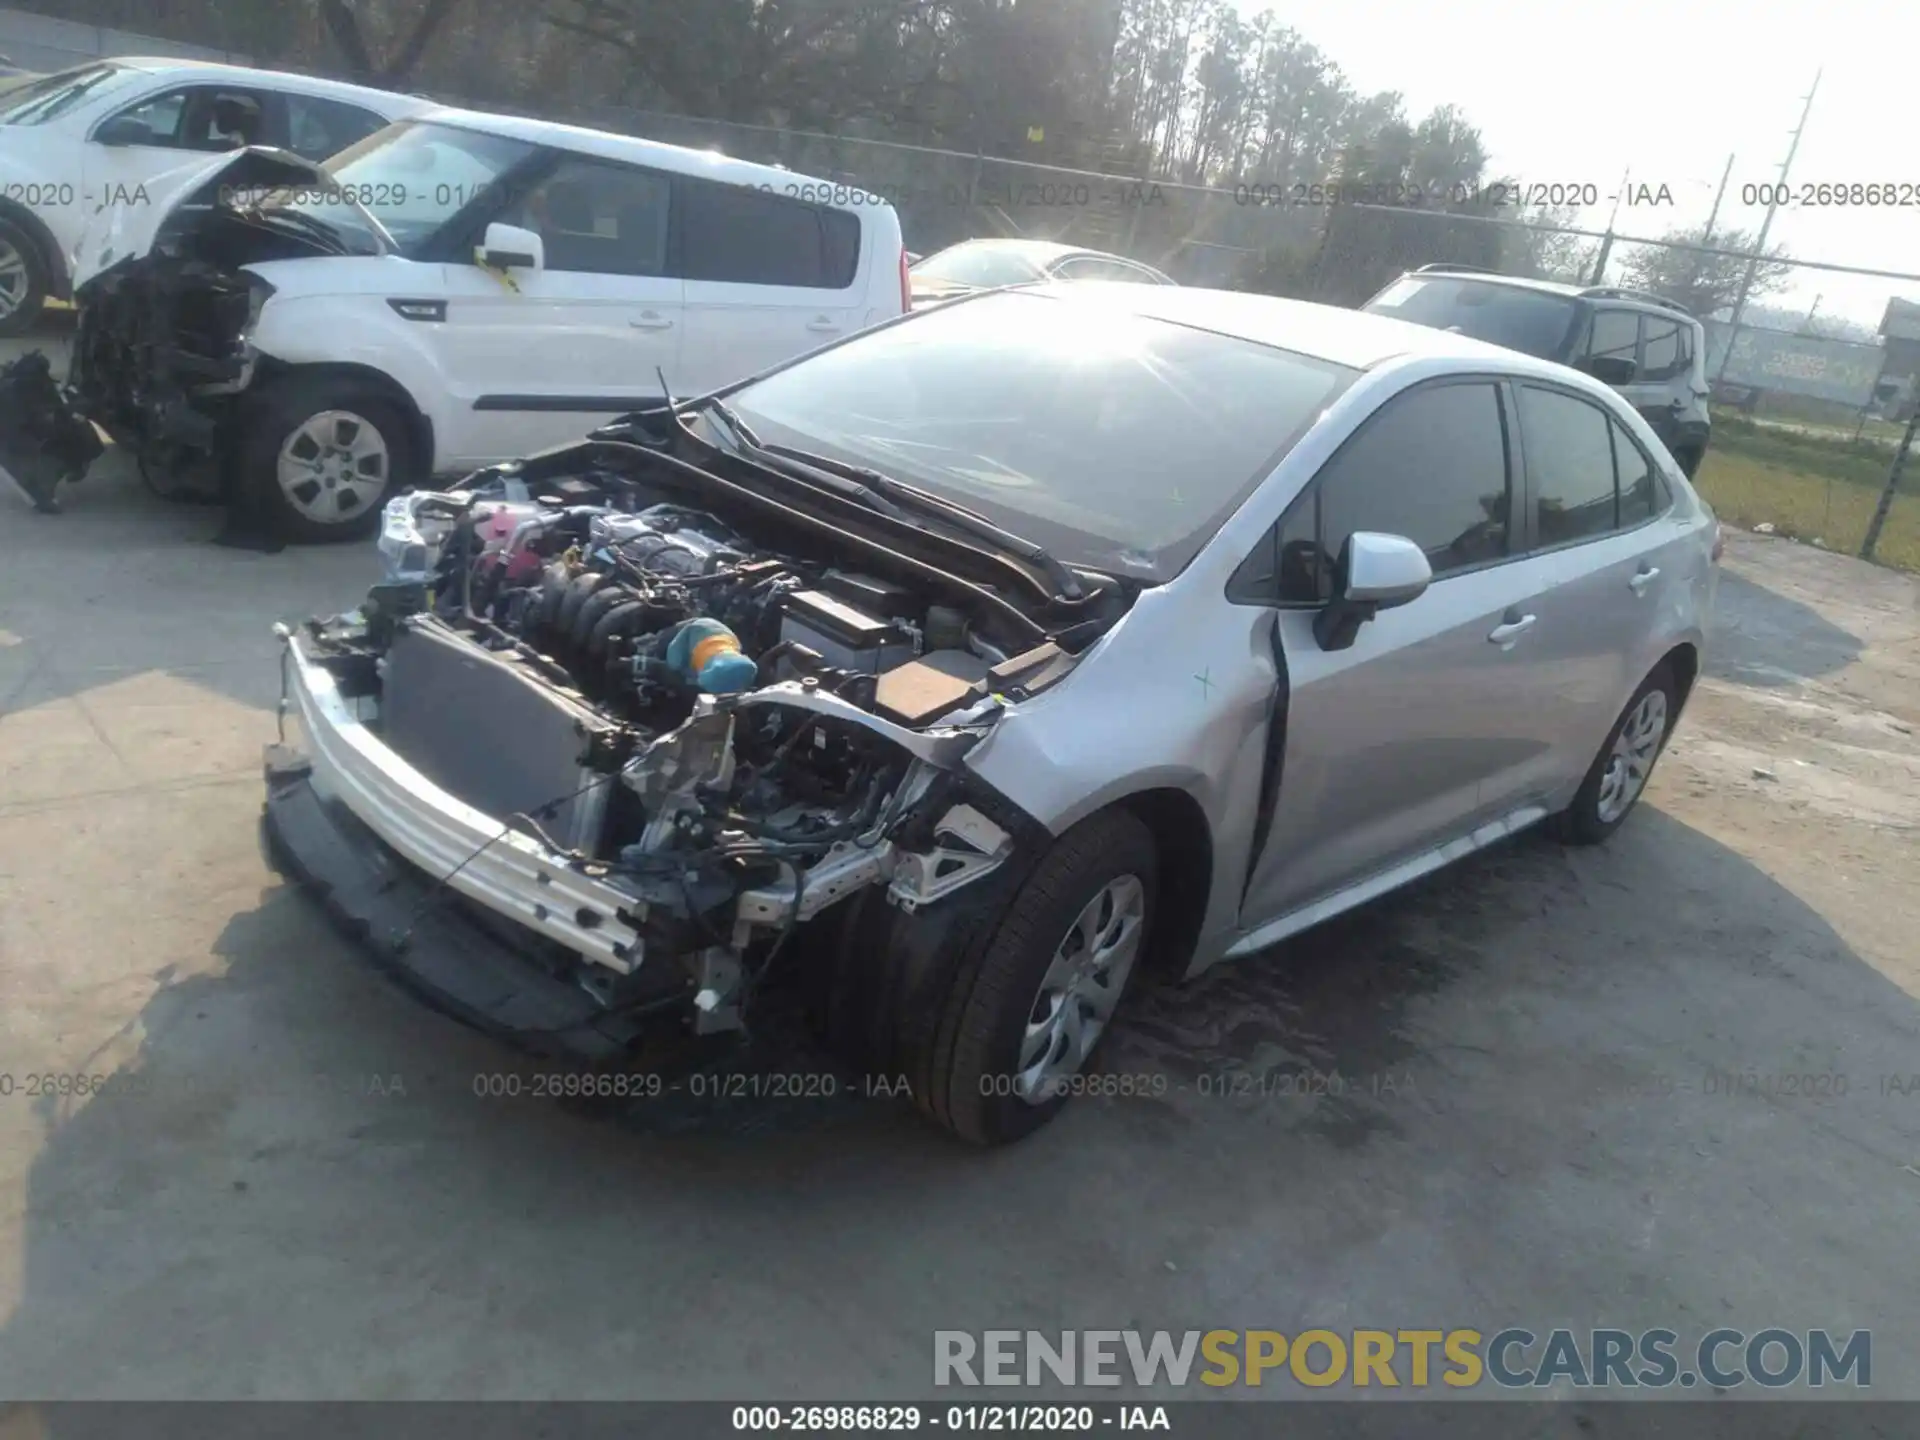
[262,632,658,1060]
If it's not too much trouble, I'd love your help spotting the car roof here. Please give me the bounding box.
[1019,282,1557,372]
[106,57,432,113]
[1392,268,1702,323]
[412,105,881,209]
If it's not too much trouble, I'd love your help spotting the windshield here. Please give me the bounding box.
[723,290,1357,581]
[912,244,1048,289]
[258,120,538,257]
[0,61,134,126]
[1363,276,1582,360]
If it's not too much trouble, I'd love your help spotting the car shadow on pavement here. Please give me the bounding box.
[1705,568,1863,688]
[4,789,1919,1397]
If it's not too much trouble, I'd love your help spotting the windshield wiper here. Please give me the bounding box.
[676,394,921,522]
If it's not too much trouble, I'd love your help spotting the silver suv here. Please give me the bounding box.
[1363,265,1714,478]
[265,283,1720,1145]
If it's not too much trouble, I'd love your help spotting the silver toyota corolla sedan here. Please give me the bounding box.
[265,283,1719,1145]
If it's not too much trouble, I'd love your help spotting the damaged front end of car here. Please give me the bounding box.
[59,149,348,493]
[263,418,1124,1072]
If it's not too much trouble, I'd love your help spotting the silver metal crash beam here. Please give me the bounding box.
[282,632,647,973]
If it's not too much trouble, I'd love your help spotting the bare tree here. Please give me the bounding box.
[1620,223,1794,318]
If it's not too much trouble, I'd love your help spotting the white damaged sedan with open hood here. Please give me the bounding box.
[265,283,1717,1143]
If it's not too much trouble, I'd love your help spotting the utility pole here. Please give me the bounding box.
[1860,402,1920,562]
[1586,166,1632,285]
[1800,294,1822,334]
[1684,153,1735,330]
[1700,152,1735,248]
[1715,70,1821,384]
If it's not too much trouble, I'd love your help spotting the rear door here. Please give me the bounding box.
[430,155,684,466]
[1236,377,1570,925]
[1511,381,1692,776]
[673,177,866,393]
[1622,312,1695,452]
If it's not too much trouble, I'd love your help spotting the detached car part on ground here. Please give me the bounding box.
[264,284,1718,1145]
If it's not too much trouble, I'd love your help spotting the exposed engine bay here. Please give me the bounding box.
[277,428,1132,1059]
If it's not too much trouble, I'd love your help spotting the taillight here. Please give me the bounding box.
[1710,522,1725,563]
[899,247,912,313]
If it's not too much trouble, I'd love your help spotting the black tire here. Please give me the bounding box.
[910,808,1159,1146]
[1551,663,1678,846]
[1674,445,1704,480]
[0,215,49,338]
[233,376,417,544]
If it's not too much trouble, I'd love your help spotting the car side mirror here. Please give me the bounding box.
[93,115,153,147]
[478,222,542,275]
[1312,532,1431,652]
[1583,355,1637,386]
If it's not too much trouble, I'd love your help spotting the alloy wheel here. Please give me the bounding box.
[0,237,28,320]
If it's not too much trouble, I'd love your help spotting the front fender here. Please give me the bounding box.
[249,292,449,465]
[962,585,1278,956]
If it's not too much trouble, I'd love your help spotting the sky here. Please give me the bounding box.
[1231,0,1918,327]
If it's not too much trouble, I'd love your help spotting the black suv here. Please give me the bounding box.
[1363,265,1712,477]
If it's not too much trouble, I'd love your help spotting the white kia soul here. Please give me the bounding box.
[59,106,909,541]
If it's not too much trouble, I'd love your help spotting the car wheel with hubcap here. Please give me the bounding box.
[920,807,1157,1145]
[236,377,416,543]
[0,218,49,338]
[1552,663,1677,845]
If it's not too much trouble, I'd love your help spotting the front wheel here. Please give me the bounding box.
[0,217,49,338]
[1551,664,1677,845]
[919,808,1158,1145]
[234,378,416,543]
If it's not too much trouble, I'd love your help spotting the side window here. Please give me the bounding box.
[1584,309,1641,376]
[679,180,860,288]
[1247,382,1512,604]
[499,160,671,276]
[1612,419,1664,525]
[282,94,386,162]
[179,88,268,151]
[98,87,190,146]
[1639,318,1687,382]
[1518,385,1619,545]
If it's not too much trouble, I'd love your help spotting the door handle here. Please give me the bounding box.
[1488,614,1536,647]
[630,312,674,330]
[1629,566,1660,595]
[805,317,841,333]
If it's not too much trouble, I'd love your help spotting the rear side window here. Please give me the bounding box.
[1612,418,1666,525]
[679,180,860,288]
[1252,381,1512,604]
[1639,318,1687,382]
[1584,310,1641,375]
[1517,386,1617,544]
[1517,385,1670,544]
